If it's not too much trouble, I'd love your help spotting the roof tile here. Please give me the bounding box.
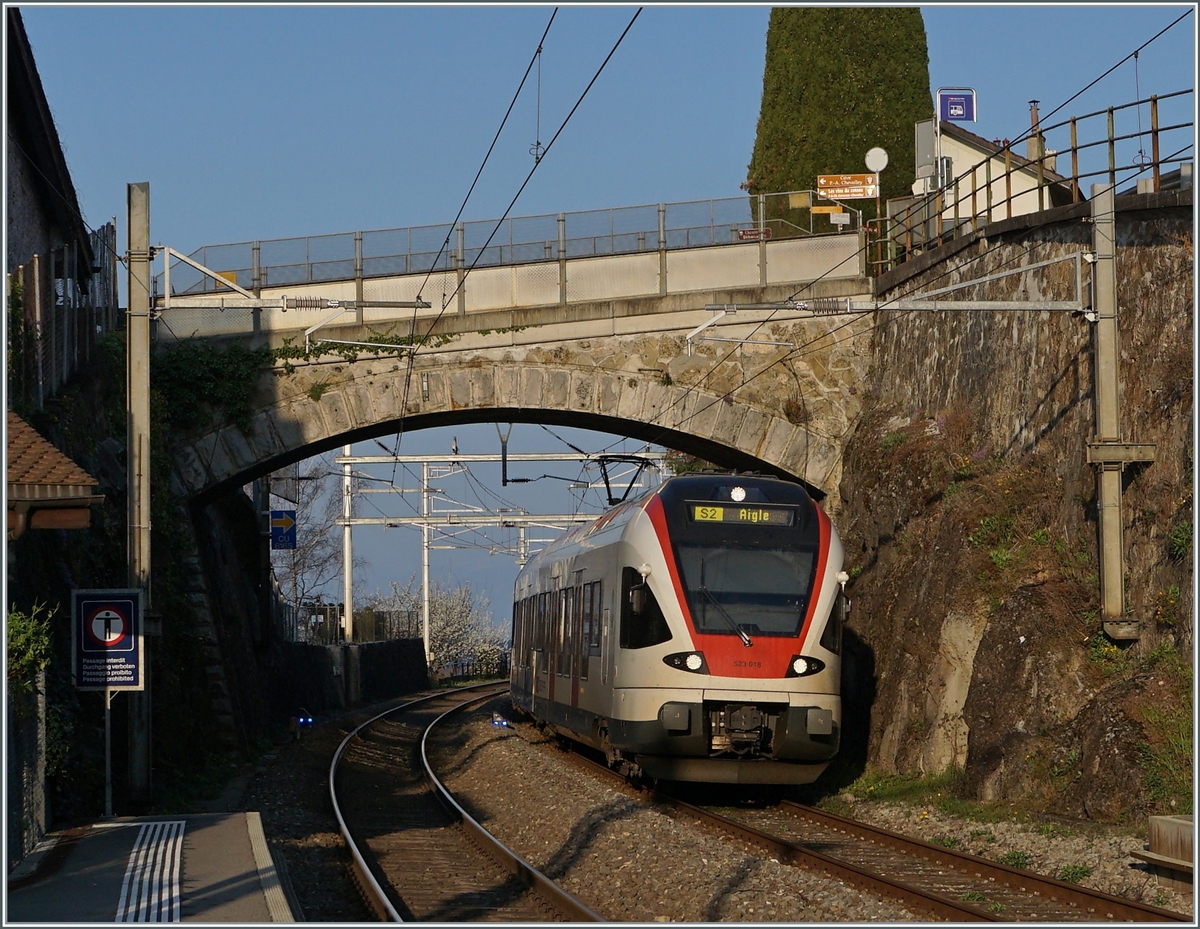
[7,410,100,491]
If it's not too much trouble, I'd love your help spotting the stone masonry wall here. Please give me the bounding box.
[835,194,1192,817]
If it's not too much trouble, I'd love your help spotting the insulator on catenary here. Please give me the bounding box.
[802,297,853,314]
[286,297,336,309]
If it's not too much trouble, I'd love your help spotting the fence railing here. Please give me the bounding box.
[868,88,1193,275]
[159,191,864,297]
[6,223,120,411]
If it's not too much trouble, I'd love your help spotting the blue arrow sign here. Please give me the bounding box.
[271,510,297,549]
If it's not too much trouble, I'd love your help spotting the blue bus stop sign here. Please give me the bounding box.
[937,87,977,123]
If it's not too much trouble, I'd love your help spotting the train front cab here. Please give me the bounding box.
[605,477,846,785]
[605,565,846,784]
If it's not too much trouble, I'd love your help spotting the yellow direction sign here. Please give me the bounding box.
[810,205,844,214]
[817,173,878,200]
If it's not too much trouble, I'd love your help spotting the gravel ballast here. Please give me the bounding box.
[432,698,1194,922]
[240,690,1192,922]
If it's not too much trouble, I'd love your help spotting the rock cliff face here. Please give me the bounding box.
[835,194,1192,820]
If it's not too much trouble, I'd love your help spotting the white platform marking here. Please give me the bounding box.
[115,821,185,922]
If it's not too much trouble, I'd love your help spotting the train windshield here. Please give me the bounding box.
[675,544,815,637]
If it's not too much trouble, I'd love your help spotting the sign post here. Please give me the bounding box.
[73,589,144,817]
[934,87,978,190]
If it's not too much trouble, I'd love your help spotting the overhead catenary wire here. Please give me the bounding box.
[385,8,640,479]
[606,13,1194,462]
[413,8,643,350]
[618,230,1082,465]
[386,7,559,480]
[410,8,559,310]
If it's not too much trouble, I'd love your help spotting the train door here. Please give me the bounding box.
[569,584,584,707]
[533,591,551,707]
[556,587,570,706]
[601,606,613,685]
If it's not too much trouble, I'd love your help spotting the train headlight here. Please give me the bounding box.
[663,651,709,674]
[785,655,826,677]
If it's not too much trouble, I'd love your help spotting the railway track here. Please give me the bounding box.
[329,684,601,922]
[549,743,1187,922]
[685,798,1190,923]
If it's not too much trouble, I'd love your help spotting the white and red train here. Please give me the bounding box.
[510,472,848,784]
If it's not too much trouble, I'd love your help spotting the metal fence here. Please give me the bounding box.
[278,601,427,645]
[7,223,120,411]
[159,191,863,296]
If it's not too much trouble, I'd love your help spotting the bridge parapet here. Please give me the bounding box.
[161,190,863,297]
[156,234,866,342]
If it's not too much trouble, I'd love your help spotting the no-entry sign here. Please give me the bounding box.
[72,589,144,691]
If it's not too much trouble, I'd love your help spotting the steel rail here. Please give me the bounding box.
[327,681,502,921]
[780,801,1189,923]
[653,787,997,921]
[421,692,603,922]
[548,744,1188,923]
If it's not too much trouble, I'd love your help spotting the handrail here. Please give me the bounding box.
[156,189,857,296]
[871,87,1193,273]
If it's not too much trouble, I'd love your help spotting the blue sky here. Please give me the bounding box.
[16,4,1197,615]
[21,4,1196,251]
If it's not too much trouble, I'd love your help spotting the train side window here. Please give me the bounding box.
[583,580,602,656]
[620,566,672,649]
[820,591,848,655]
[522,597,533,668]
[572,585,586,681]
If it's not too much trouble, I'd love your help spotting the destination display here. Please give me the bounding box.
[689,504,795,526]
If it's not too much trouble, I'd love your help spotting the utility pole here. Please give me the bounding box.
[126,182,152,802]
[342,444,354,642]
[1087,183,1155,640]
[422,461,432,667]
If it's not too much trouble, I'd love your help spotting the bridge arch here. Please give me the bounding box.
[175,354,853,503]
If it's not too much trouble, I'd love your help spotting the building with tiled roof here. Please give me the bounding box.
[6,410,104,539]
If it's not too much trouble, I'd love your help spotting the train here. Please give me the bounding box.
[509,471,849,785]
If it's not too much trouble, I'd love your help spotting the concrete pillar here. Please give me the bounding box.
[1090,183,1134,640]
[126,182,153,802]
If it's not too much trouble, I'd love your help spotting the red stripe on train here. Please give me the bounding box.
[645,494,829,679]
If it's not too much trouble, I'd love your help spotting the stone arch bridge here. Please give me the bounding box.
[173,285,876,505]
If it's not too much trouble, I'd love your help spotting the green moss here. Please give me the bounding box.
[998,849,1030,869]
[1057,864,1091,883]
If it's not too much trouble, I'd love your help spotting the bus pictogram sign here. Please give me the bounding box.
[72,589,144,691]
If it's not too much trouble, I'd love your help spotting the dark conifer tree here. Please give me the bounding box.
[747,8,932,218]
